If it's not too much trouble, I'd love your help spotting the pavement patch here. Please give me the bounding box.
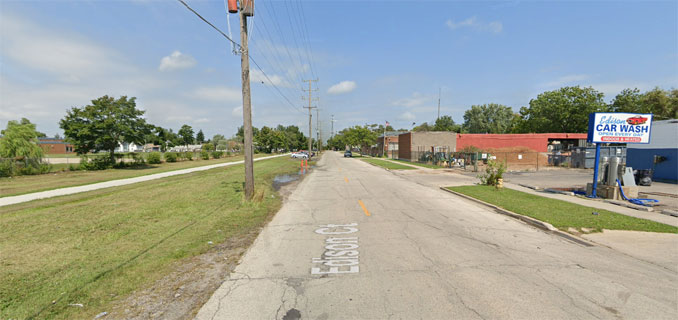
[312,223,360,275]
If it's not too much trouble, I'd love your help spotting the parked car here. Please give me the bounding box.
[344,150,352,157]
[291,152,308,159]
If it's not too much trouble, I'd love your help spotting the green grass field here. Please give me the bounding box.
[0,155,270,198]
[392,159,444,169]
[361,158,416,170]
[448,185,678,233]
[0,157,304,319]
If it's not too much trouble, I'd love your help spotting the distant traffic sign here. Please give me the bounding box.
[587,113,653,144]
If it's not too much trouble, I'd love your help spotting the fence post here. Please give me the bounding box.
[536,152,539,171]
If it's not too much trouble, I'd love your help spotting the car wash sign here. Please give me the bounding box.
[587,113,653,144]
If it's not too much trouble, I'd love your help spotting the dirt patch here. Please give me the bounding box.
[105,171,308,319]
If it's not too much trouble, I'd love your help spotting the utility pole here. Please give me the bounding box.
[239,1,254,200]
[303,79,318,155]
[331,114,335,138]
[316,108,322,154]
[437,87,441,120]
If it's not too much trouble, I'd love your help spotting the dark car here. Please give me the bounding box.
[344,150,352,157]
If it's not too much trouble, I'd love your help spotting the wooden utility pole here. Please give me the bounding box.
[239,6,254,200]
[316,108,322,153]
[303,79,318,155]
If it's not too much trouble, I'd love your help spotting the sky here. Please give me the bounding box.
[1,0,676,139]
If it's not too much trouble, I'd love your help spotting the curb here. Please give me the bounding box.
[544,188,575,196]
[661,209,678,217]
[518,183,543,191]
[439,187,594,247]
[603,199,654,212]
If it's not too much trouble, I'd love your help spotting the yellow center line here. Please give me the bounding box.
[358,200,370,216]
[344,177,349,183]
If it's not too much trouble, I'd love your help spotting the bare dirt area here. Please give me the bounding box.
[105,175,305,319]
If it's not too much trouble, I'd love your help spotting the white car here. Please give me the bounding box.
[291,152,308,159]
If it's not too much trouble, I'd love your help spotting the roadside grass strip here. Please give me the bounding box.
[447,185,678,234]
[361,158,416,170]
[391,159,444,169]
[0,154,273,198]
[0,157,302,319]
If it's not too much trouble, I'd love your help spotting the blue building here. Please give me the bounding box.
[626,120,678,183]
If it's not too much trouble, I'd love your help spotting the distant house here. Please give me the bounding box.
[115,142,143,153]
[38,137,75,154]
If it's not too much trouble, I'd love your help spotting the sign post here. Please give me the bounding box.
[586,113,653,198]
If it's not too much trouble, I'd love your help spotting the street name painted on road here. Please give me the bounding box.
[312,223,360,275]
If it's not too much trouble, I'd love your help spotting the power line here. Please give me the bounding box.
[293,0,318,80]
[176,0,240,48]
[175,0,301,114]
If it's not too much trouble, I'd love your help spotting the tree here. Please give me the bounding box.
[412,122,432,132]
[60,96,150,161]
[610,87,678,120]
[196,129,205,143]
[513,86,608,133]
[462,104,515,133]
[433,115,461,132]
[0,118,44,159]
[343,125,377,153]
[178,124,194,146]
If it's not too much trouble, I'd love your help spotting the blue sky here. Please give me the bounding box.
[1,0,676,138]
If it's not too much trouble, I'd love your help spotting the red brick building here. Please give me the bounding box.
[455,133,587,152]
[38,137,75,154]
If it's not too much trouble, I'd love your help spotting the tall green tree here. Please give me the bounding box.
[178,124,194,146]
[610,87,678,120]
[513,86,608,133]
[196,129,205,143]
[412,122,432,132]
[60,96,150,161]
[0,118,44,159]
[433,115,461,132]
[462,104,515,133]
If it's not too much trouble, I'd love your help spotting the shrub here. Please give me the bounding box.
[165,152,178,162]
[80,155,113,171]
[147,152,162,164]
[478,159,506,187]
[183,151,193,161]
[211,151,223,159]
[200,151,210,160]
[0,159,16,177]
[129,153,146,167]
[226,151,232,157]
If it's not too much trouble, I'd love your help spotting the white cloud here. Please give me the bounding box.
[445,16,503,34]
[541,74,591,88]
[192,86,242,102]
[158,51,196,71]
[392,92,433,108]
[398,111,416,121]
[327,81,357,95]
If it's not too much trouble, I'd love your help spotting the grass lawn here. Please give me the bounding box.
[362,158,416,170]
[448,185,678,234]
[392,159,444,169]
[0,154,270,198]
[0,157,304,319]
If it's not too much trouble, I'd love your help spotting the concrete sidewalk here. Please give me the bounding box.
[0,154,288,207]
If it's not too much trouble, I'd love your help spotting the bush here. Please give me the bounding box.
[147,152,162,164]
[165,152,177,163]
[183,151,193,161]
[226,151,232,157]
[200,151,210,160]
[211,151,223,159]
[80,155,113,171]
[478,159,506,187]
[0,159,16,177]
[129,153,146,167]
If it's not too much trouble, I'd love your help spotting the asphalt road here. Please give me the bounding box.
[197,151,677,319]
